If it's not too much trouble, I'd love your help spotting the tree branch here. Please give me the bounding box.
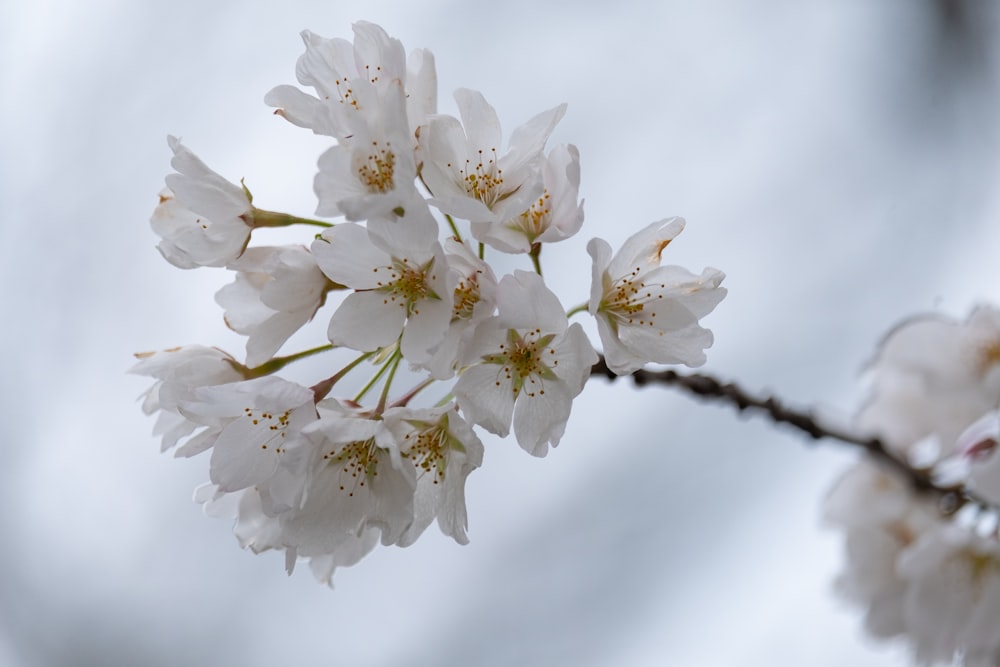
[590,357,994,515]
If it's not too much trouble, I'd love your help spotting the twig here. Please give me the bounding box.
[590,357,994,515]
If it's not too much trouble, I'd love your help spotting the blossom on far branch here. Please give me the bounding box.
[588,217,727,375]
[824,304,1000,666]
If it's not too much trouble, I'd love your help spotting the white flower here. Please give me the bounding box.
[382,405,484,546]
[957,410,1000,505]
[898,526,1000,665]
[587,218,726,374]
[312,74,427,222]
[474,143,584,253]
[454,270,597,457]
[179,376,318,513]
[151,136,254,268]
[823,460,940,641]
[130,345,245,454]
[281,401,416,557]
[423,238,499,380]
[420,88,565,233]
[857,305,1000,460]
[216,245,333,367]
[264,22,409,140]
[311,223,453,365]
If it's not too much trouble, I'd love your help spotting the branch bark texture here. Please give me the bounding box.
[590,357,993,515]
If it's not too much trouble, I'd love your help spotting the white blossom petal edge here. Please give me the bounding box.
[588,218,726,375]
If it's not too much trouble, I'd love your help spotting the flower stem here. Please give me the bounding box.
[252,207,334,229]
[244,344,335,378]
[311,351,375,402]
[390,376,437,409]
[566,302,590,319]
[445,214,462,241]
[374,350,404,414]
[529,242,542,276]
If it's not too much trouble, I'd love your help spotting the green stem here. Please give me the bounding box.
[354,354,394,404]
[529,242,543,276]
[566,302,590,319]
[243,344,335,379]
[374,351,404,414]
[252,207,334,229]
[311,351,375,402]
[390,376,437,409]
[445,214,462,241]
[478,242,485,261]
[433,391,456,408]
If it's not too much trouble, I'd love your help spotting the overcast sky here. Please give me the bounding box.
[2,1,999,665]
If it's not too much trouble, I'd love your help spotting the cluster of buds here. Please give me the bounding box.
[827,306,1000,665]
[133,21,726,585]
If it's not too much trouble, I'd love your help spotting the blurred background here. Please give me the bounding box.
[2,0,999,665]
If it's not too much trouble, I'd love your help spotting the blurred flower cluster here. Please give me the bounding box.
[133,21,726,585]
[827,306,1000,665]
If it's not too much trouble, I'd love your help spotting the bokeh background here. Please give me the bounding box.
[2,1,999,665]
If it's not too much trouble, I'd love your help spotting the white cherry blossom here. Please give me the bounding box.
[474,143,584,253]
[420,88,565,236]
[588,218,726,374]
[281,401,416,557]
[151,136,254,269]
[179,376,318,512]
[311,223,453,364]
[264,22,408,140]
[858,305,1000,461]
[454,271,596,457]
[130,345,245,454]
[382,404,484,546]
[216,245,333,367]
[424,238,499,380]
[957,410,1000,506]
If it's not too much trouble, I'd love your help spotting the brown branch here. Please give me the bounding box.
[590,357,994,515]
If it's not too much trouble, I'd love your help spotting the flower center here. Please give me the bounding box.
[483,328,558,398]
[449,148,511,210]
[452,271,482,321]
[322,437,380,497]
[372,257,440,316]
[401,424,449,484]
[243,407,291,453]
[602,269,666,329]
[357,140,396,193]
[510,189,551,241]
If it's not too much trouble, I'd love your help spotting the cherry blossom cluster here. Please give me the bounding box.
[826,306,1000,665]
[133,21,726,585]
